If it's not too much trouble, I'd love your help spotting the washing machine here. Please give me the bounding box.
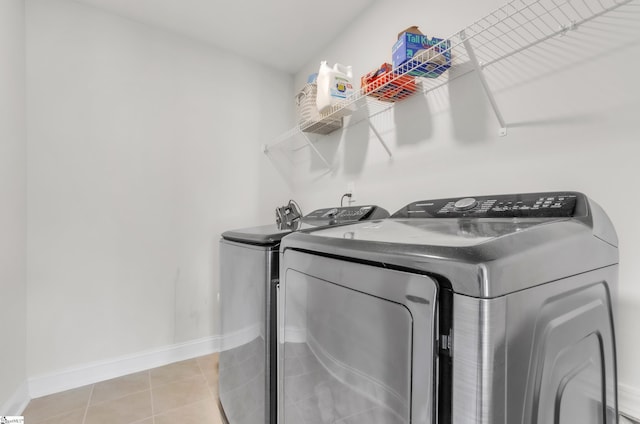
[218,204,389,424]
[277,191,618,424]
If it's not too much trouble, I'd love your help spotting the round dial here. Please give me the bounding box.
[454,197,478,211]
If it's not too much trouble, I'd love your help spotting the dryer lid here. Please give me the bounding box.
[221,223,292,246]
[221,205,389,246]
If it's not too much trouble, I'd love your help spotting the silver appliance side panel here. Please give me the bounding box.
[451,294,508,424]
[219,239,276,424]
[452,265,618,424]
[278,249,438,424]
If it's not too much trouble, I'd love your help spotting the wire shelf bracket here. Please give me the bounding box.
[262,127,333,170]
[299,131,333,170]
[461,29,508,136]
[264,116,392,163]
[369,122,393,158]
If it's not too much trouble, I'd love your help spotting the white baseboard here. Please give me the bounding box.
[1,380,30,415]
[28,335,222,399]
[620,383,640,421]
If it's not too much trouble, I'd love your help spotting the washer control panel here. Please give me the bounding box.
[392,192,581,218]
[453,197,479,211]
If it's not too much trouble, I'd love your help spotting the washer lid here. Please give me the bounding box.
[316,217,563,247]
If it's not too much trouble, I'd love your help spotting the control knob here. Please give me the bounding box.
[454,197,478,211]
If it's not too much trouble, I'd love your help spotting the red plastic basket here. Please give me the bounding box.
[361,63,418,103]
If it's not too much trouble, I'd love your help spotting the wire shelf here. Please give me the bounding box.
[263,0,634,160]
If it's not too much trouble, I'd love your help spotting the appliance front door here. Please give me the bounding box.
[278,249,439,424]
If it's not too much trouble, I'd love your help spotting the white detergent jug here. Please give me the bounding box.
[316,61,354,115]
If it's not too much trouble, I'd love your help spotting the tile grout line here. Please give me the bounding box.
[28,357,215,424]
[87,387,154,407]
[148,370,155,424]
[197,354,222,423]
[148,359,208,390]
[149,357,217,419]
[149,397,215,420]
[129,418,153,424]
[24,407,87,424]
[196,356,217,400]
[81,384,95,424]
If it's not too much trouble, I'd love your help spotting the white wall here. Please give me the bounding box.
[0,0,28,414]
[289,0,640,415]
[26,0,293,379]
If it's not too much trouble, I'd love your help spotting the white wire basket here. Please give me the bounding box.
[296,83,343,135]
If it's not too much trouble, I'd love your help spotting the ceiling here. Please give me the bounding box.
[72,0,378,73]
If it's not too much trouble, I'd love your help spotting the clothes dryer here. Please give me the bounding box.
[277,192,618,424]
[218,205,389,424]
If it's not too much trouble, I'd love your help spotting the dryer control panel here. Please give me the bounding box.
[392,192,583,219]
[304,205,390,225]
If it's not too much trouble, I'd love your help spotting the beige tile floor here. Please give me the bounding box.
[22,353,222,424]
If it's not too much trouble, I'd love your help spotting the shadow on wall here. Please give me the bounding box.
[343,117,370,176]
[264,149,295,189]
[173,262,217,344]
[309,129,340,174]
[448,62,491,144]
[394,92,432,147]
[508,113,602,129]
[342,91,435,176]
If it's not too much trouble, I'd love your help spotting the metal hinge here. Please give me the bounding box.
[440,334,453,356]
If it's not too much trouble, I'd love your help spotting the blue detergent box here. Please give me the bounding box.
[392,31,452,78]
